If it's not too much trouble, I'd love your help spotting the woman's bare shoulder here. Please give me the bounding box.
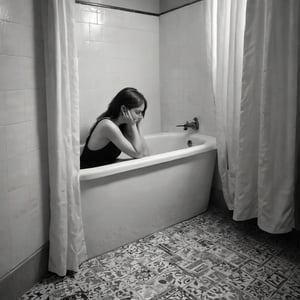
[88,118,120,147]
[97,119,121,137]
[99,118,117,129]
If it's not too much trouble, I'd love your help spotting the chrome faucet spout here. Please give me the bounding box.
[176,117,199,131]
[176,124,188,130]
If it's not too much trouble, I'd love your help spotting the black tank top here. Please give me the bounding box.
[80,118,122,169]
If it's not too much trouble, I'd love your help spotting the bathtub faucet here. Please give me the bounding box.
[176,117,199,130]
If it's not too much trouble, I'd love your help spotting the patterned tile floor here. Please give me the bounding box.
[21,207,300,300]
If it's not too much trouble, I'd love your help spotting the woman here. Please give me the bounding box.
[80,87,149,168]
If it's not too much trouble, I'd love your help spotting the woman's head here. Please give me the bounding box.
[99,87,147,121]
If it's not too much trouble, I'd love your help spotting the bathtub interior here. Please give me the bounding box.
[142,132,206,155]
[79,133,216,181]
[80,132,206,157]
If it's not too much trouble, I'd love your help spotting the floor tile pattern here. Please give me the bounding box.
[21,208,300,300]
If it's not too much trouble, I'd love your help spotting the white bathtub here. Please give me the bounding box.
[80,132,216,258]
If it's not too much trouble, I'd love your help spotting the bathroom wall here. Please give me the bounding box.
[159,1,216,135]
[77,0,160,15]
[160,0,202,13]
[0,0,49,296]
[75,3,161,142]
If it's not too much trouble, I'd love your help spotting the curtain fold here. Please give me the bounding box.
[205,0,299,233]
[42,0,87,276]
[205,0,247,209]
[235,0,299,233]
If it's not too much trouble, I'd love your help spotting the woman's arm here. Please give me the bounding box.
[141,135,149,156]
[102,120,145,159]
[137,123,149,156]
[124,123,149,157]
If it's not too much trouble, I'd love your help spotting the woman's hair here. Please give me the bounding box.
[97,87,147,121]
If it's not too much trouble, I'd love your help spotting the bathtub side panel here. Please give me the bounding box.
[80,150,216,258]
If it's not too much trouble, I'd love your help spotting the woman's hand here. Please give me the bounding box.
[121,109,136,126]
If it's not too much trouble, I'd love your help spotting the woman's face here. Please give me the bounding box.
[129,103,145,123]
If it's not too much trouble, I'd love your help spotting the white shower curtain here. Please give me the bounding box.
[42,0,87,276]
[205,0,247,209]
[205,0,299,233]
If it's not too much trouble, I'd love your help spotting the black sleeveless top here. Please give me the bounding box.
[80,118,122,169]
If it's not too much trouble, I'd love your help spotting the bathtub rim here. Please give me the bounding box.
[79,132,216,181]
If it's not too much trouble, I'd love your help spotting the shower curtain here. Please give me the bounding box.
[205,0,299,233]
[42,0,87,276]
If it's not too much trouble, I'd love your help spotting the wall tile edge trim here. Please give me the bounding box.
[75,0,203,16]
[76,0,159,16]
[160,0,203,15]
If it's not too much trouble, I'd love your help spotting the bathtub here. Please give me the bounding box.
[80,132,216,258]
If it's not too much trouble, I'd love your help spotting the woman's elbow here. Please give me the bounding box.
[135,152,145,159]
[133,150,148,159]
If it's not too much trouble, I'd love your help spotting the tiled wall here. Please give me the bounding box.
[80,0,160,14]
[0,0,49,279]
[76,1,215,142]
[159,1,216,135]
[160,0,200,13]
[75,4,161,142]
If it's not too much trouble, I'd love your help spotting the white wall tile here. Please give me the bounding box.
[0,91,5,126]
[0,145,8,190]
[7,153,28,191]
[77,8,161,141]
[82,0,160,15]
[75,23,90,52]
[80,9,98,24]
[99,9,124,28]
[2,90,26,124]
[0,186,12,278]
[0,21,35,57]
[102,26,125,44]
[5,123,29,158]
[0,56,37,90]
[79,4,98,14]
[0,0,48,280]
[160,2,216,135]
[0,0,36,26]
[8,186,30,219]
[89,24,103,42]
[26,119,48,151]
[11,208,46,264]
[24,89,44,121]
[1,88,46,125]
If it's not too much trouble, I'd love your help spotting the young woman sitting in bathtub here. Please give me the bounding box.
[80,87,149,168]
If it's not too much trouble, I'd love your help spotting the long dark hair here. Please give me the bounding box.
[97,87,147,121]
[83,88,147,146]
